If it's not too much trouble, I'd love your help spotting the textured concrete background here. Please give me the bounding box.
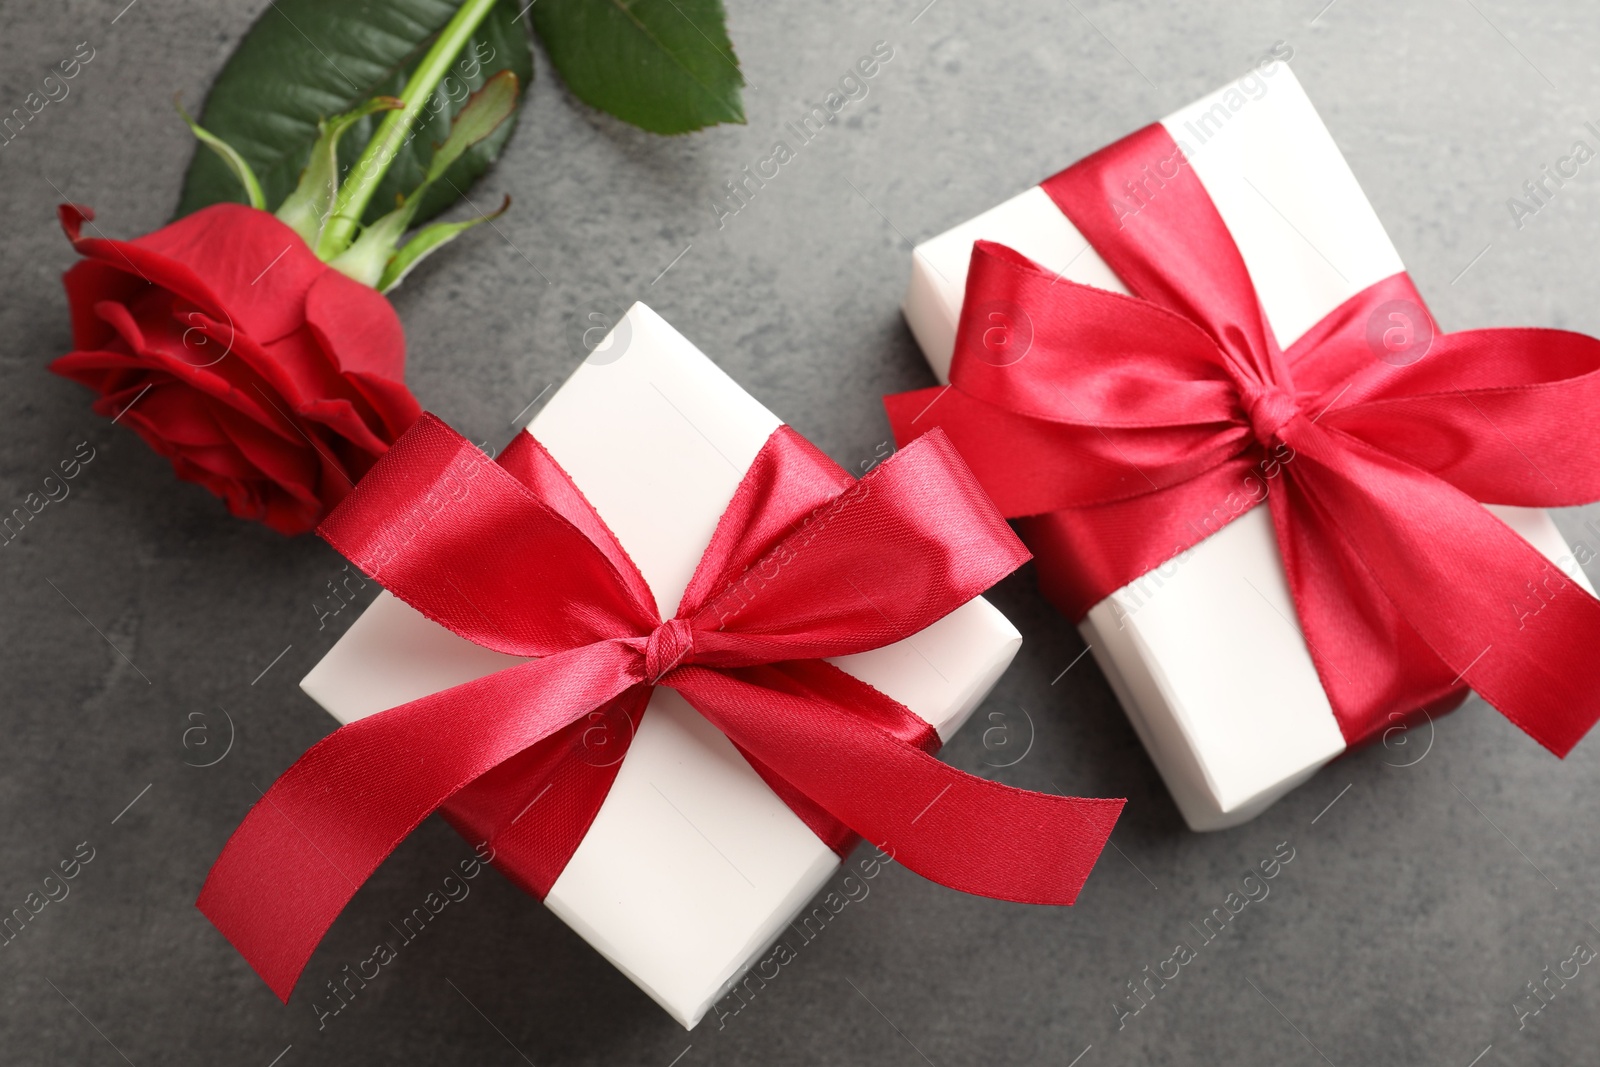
[3,0,1600,1064]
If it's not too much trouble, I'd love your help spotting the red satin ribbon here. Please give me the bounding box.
[198,413,1123,1002]
[887,123,1600,756]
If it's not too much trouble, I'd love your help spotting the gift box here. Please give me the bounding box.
[893,62,1596,831]
[297,304,1025,1027]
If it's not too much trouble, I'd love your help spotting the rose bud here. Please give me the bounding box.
[51,201,421,535]
[49,74,518,535]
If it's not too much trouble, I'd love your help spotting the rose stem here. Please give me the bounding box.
[317,0,501,258]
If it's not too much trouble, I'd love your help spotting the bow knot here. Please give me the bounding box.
[1240,384,1300,448]
[642,617,695,683]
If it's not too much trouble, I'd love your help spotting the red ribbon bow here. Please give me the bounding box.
[887,123,1600,755]
[199,413,1123,1001]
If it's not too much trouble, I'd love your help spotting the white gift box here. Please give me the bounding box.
[901,63,1592,831]
[300,303,1022,1027]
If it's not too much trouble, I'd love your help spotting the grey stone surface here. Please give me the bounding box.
[3,0,1600,1064]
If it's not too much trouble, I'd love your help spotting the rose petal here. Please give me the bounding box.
[63,204,327,345]
[82,300,298,444]
[302,266,406,382]
[304,269,421,440]
[62,258,144,351]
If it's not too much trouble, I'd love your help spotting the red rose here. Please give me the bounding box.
[52,202,422,535]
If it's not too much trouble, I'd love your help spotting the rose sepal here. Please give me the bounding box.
[175,97,264,211]
[275,97,405,249]
[329,71,518,288]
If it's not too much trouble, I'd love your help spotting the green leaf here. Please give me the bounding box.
[175,98,266,210]
[532,0,744,134]
[378,195,511,292]
[175,0,532,226]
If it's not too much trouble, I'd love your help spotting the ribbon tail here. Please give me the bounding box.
[727,660,946,859]
[197,642,640,1001]
[672,663,1123,905]
[446,685,654,900]
[1288,425,1600,756]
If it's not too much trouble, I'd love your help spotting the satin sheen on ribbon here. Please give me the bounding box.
[198,412,1124,1002]
[886,122,1600,757]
